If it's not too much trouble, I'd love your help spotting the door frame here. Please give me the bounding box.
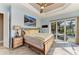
[0,13,4,44]
[0,10,10,48]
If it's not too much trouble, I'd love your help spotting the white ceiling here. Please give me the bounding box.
[22,3,79,19]
[30,3,65,13]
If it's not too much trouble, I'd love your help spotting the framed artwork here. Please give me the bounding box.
[24,15,36,27]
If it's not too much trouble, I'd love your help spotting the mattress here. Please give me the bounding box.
[24,33,53,49]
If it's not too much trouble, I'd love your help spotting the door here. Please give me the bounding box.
[0,14,3,45]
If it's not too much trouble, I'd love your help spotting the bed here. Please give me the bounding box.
[24,33,54,55]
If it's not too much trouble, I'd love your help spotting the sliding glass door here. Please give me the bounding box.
[51,18,76,42]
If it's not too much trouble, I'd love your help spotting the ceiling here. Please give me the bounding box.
[30,3,65,13]
[22,3,79,19]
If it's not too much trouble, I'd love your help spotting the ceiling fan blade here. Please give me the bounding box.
[40,9,43,13]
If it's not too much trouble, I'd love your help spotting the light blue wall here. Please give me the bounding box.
[40,19,50,33]
[0,3,41,48]
[11,4,41,37]
[0,4,10,12]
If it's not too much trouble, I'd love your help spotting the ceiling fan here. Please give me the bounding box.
[39,3,47,13]
[37,3,54,13]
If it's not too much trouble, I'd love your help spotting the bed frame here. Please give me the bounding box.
[24,36,54,55]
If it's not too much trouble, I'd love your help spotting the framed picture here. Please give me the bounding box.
[24,15,36,27]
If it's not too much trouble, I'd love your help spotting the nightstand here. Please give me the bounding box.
[12,36,23,48]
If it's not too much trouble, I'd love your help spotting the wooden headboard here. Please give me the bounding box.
[23,28,40,35]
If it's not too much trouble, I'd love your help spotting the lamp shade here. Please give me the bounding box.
[13,25,21,30]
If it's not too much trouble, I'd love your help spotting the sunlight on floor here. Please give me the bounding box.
[48,39,79,55]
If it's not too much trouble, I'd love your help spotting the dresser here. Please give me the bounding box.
[12,36,23,48]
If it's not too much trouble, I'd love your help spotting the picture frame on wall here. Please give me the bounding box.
[24,15,36,27]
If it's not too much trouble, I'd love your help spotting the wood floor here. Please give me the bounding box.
[0,40,79,55]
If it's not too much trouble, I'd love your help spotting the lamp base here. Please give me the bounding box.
[15,32,19,37]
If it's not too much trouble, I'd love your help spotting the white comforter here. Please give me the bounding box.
[24,33,53,49]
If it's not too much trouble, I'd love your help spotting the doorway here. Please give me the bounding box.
[51,18,76,43]
[0,14,3,46]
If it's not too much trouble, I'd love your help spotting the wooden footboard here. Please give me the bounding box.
[43,36,54,55]
[24,35,54,55]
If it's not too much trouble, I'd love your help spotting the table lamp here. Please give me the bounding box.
[13,25,21,37]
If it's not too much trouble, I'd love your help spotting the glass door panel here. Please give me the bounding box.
[57,20,65,40]
[66,19,76,42]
